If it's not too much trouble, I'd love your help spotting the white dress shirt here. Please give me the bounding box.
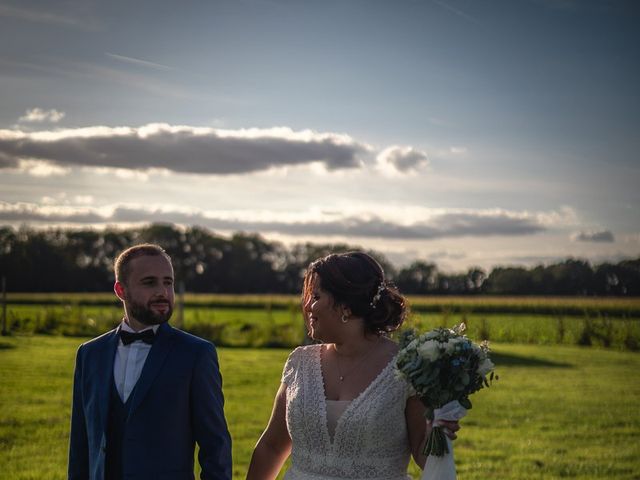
[113,321,159,402]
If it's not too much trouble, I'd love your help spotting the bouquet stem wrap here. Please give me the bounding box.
[421,401,467,480]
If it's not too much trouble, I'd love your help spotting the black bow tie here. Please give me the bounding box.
[119,329,156,345]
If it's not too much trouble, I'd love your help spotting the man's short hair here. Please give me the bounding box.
[114,244,172,285]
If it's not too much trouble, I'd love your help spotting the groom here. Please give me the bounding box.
[68,244,232,480]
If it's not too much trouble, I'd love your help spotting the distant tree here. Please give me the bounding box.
[179,226,228,292]
[0,224,637,296]
[594,260,640,296]
[396,262,439,294]
[484,267,533,295]
[282,242,394,294]
[538,259,594,295]
[618,259,640,295]
[7,228,72,291]
[528,265,554,294]
[64,230,113,291]
[466,267,487,293]
[202,232,280,293]
[437,273,466,294]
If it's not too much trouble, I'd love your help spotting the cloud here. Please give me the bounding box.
[429,0,483,27]
[1,158,71,176]
[498,255,569,266]
[426,251,467,260]
[0,4,100,31]
[105,53,172,71]
[18,108,66,124]
[0,124,369,175]
[377,146,429,174]
[0,203,106,223]
[0,152,14,168]
[41,194,94,206]
[420,211,546,238]
[0,202,548,240]
[536,206,579,227]
[620,233,640,244]
[17,159,71,176]
[571,230,615,243]
[448,146,467,155]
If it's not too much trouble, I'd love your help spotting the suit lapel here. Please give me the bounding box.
[127,322,175,418]
[97,328,119,432]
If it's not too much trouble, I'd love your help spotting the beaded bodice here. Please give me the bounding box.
[281,344,412,479]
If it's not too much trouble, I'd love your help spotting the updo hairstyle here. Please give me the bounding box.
[303,251,407,335]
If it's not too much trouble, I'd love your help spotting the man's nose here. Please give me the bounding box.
[156,284,172,297]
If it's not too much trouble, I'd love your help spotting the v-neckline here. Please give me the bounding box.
[314,343,397,448]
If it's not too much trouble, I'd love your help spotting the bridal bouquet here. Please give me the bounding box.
[395,323,495,458]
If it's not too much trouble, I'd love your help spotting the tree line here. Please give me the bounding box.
[1,224,638,296]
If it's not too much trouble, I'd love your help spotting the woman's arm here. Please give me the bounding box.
[246,383,292,480]
[406,395,429,468]
[405,396,461,469]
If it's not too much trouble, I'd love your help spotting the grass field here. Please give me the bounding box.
[6,293,640,316]
[0,335,639,479]
[4,301,640,350]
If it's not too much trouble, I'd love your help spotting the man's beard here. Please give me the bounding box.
[128,298,173,326]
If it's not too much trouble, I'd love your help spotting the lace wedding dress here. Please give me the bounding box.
[282,344,413,480]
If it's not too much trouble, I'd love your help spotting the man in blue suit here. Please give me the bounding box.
[68,244,232,480]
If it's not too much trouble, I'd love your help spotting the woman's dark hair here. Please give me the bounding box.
[302,251,407,335]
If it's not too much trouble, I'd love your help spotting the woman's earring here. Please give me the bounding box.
[341,313,349,323]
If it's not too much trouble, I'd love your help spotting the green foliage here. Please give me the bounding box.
[6,292,640,316]
[3,299,640,350]
[2,224,640,295]
[405,312,640,351]
[1,337,639,479]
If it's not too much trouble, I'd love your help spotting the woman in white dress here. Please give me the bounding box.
[247,252,459,480]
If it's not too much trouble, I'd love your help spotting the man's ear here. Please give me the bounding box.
[114,281,126,302]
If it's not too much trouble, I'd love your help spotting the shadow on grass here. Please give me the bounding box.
[0,342,15,350]
[491,351,573,368]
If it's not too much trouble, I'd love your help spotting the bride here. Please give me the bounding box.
[247,251,460,480]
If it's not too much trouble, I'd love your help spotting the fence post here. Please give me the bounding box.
[1,276,7,336]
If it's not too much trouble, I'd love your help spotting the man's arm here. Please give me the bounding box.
[191,342,232,480]
[68,345,89,480]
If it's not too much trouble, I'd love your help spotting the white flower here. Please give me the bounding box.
[424,331,440,341]
[398,348,415,363]
[406,339,418,351]
[478,357,495,376]
[443,341,455,354]
[417,340,441,362]
[444,337,465,354]
[394,369,407,381]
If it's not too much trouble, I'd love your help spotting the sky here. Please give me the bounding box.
[0,0,638,272]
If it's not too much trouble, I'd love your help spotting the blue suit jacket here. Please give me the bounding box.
[68,323,232,480]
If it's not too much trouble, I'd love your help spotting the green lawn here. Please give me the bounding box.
[0,335,639,479]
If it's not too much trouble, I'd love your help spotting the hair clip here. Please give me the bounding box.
[369,282,386,308]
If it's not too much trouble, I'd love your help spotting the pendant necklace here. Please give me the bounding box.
[334,341,379,382]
